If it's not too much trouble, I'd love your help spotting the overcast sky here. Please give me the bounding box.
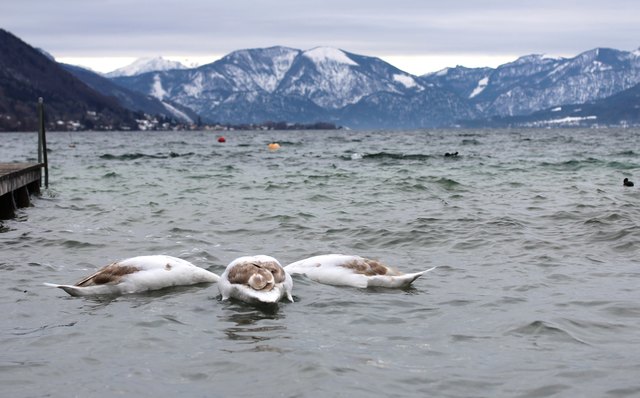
[3,0,639,75]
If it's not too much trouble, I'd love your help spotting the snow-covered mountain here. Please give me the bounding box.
[63,64,197,123]
[466,80,640,128]
[106,45,640,128]
[422,48,640,117]
[106,56,188,78]
[111,46,462,127]
[277,46,423,109]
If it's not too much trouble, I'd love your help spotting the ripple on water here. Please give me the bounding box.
[2,129,640,397]
[358,152,433,161]
[101,171,121,179]
[99,152,195,161]
[433,177,462,190]
[601,303,640,318]
[516,384,572,398]
[506,320,589,345]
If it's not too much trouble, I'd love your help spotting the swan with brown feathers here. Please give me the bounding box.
[284,254,436,288]
[44,255,219,296]
[218,255,293,304]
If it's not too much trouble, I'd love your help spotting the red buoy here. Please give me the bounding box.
[217,136,226,143]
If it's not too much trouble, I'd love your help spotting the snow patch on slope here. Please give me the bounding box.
[162,101,193,123]
[469,77,489,98]
[151,74,167,99]
[107,57,187,77]
[303,47,358,66]
[183,73,204,97]
[393,74,418,88]
[268,48,299,83]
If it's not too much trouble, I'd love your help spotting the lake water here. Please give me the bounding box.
[1,128,639,397]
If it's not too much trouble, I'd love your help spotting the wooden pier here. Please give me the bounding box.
[0,163,44,219]
[1,98,49,220]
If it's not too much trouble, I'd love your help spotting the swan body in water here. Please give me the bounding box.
[218,255,293,304]
[44,255,219,296]
[285,254,435,288]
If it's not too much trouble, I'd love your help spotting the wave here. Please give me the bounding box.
[540,158,602,170]
[540,157,639,171]
[606,160,639,170]
[58,239,106,249]
[434,177,462,190]
[12,322,77,336]
[506,320,589,345]
[342,152,432,161]
[100,152,195,160]
[102,171,120,179]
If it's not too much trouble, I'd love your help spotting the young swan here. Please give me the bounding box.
[284,254,436,288]
[44,255,219,296]
[218,255,294,304]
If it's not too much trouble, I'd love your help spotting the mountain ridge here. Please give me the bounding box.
[105,56,188,78]
[421,47,640,118]
[110,46,461,127]
[62,63,197,123]
[0,28,141,131]
[109,44,640,128]
[0,29,199,131]
[2,26,640,130]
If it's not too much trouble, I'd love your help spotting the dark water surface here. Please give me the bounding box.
[1,129,639,397]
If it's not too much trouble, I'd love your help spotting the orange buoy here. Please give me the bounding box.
[217,136,226,143]
[268,142,280,151]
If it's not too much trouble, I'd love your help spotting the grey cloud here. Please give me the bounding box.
[2,0,639,58]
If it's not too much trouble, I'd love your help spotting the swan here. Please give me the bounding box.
[44,255,219,296]
[284,254,436,288]
[218,255,293,304]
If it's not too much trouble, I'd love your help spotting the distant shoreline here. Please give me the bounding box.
[0,121,343,133]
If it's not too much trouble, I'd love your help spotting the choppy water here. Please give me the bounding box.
[1,128,639,397]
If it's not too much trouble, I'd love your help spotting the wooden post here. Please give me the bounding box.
[37,100,42,164]
[38,97,49,188]
[0,194,16,219]
[14,186,30,208]
[27,180,40,195]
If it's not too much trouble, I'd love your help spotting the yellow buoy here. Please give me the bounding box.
[268,142,281,151]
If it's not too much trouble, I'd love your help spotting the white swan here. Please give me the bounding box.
[44,255,220,296]
[218,255,293,304]
[284,254,436,288]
